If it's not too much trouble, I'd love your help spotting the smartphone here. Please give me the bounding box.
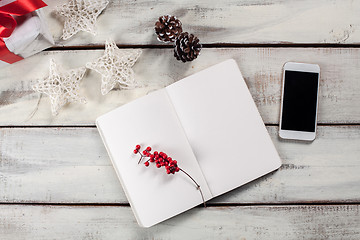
[279,62,320,141]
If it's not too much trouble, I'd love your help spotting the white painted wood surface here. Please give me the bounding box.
[43,0,360,45]
[1,126,359,204]
[0,0,359,238]
[1,205,359,239]
[0,48,359,125]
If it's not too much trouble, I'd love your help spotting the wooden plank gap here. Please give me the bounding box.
[1,202,359,207]
[0,123,359,129]
[0,202,130,207]
[208,202,360,207]
[0,125,97,129]
[45,43,360,52]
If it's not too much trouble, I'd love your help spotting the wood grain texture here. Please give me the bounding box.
[0,204,359,239]
[43,0,360,45]
[0,1,358,238]
[0,48,359,125]
[1,126,359,204]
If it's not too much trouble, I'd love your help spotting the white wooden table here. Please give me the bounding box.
[1,1,360,239]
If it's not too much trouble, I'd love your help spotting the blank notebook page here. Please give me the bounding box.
[166,59,281,197]
[96,89,212,227]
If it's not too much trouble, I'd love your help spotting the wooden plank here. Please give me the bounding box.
[0,204,359,239]
[43,0,360,45]
[1,126,359,204]
[0,48,359,125]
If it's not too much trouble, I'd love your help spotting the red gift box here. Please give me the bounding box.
[0,0,51,65]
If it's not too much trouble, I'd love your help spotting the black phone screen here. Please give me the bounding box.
[281,70,319,132]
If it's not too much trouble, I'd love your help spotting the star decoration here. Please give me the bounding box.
[32,59,87,116]
[55,0,109,40]
[86,39,142,95]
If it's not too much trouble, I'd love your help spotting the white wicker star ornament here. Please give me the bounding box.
[86,40,142,95]
[32,59,87,116]
[55,0,109,40]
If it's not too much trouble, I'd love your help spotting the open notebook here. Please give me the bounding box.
[96,59,282,227]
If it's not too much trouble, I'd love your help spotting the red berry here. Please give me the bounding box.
[144,162,149,167]
[167,157,172,161]
[154,151,158,155]
[150,158,155,162]
[172,160,177,165]
[163,154,167,159]
[136,145,141,150]
[146,146,151,152]
[142,150,147,155]
[133,149,138,154]
[167,170,170,174]
[175,167,179,172]
[156,164,161,168]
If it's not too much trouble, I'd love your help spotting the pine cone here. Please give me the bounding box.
[174,32,202,62]
[155,15,183,43]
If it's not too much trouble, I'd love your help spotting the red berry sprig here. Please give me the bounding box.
[133,144,206,207]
